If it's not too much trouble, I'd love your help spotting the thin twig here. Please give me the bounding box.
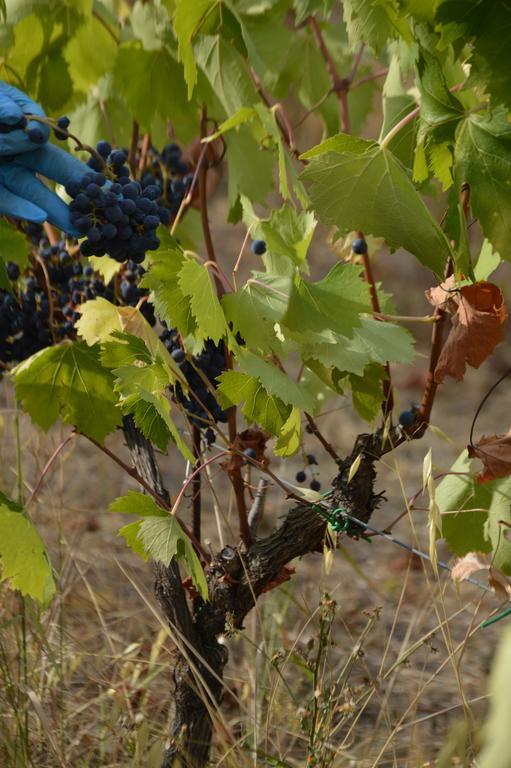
[137,132,151,177]
[192,425,202,542]
[128,120,139,178]
[304,413,340,463]
[199,108,223,296]
[27,432,76,507]
[309,15,350,132]
[359,234,394,417]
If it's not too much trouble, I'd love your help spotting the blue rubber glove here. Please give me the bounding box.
[0,82,90,235]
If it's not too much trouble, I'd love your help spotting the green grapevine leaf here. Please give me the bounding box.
[37,50,73,111]
[454,110,511,263]
[101,333,193,461]
[236,348,316,411]
[110,492,207,598]
[194,34,258,115]
[65,14,118,93]
[109,491,169,517]
[141,240,197,337]
[113,43,198,137]
[258,204,316,268]
[0,492,55,605]
[69,74,132,149]
[178,258,227,343]
[138,515,208,599]
[174,0,216,98]
[12,341,121,443]
[130,0,170,51]
[217,370,290,434]
[348,363,385,422]
[301,134,452,275]
[282,263,371,339]
[436,0,511,112]
[225,126,275,213]
[222,273,291,352]
[343,0,410,52]
[275,406,301,457]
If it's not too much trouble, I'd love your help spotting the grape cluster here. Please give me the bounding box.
[0,232,155,368]
[160,328,228,434]
[66,141,170,264]
[139,144,194,217]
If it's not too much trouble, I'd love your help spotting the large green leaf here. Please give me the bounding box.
[301,134,452,275]
[436,0,511,112]
[64,14,118,93]
[454,110,511,263]
[0,492,55,605]
[282,263,372,339]
[194,34,258,115]
[343,0,409,52]
[113,43,198,137]
[222,273,291,352]
[236,348,316,411]
[173,0,216,98]
[101,333,193,461]
[12,341,121,443]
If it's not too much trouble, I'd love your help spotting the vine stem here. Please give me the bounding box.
[192,426,202,542]
[380,82,464,148]
[198,106,250,547]
[358,233,394,418]
[304,413,340,463]
[309,15,351,133]
[128,120,139,177]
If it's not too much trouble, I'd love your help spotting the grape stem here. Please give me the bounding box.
[309,15,352,133]
[128,120,139,177]
[24,114,105,168]
[192,425,202,542]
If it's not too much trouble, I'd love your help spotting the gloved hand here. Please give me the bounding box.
[0,82,90,235]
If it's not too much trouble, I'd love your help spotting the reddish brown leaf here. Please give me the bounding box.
[468,431,511,483]
[426,279,507,382]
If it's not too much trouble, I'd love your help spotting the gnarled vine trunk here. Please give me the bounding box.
[123,417,396,767]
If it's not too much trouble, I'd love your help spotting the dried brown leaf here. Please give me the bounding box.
[451,552,511,600]
[426,280,507,382]
[451,552,490,582]
[468,431,511,483]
